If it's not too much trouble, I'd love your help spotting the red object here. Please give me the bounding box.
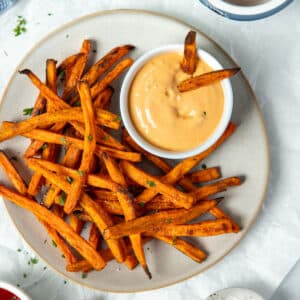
[0,288,20,300]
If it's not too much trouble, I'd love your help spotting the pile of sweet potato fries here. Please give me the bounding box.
[0,31,242,279]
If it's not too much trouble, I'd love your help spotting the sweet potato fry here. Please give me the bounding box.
[93,190,118,201]
[191,176,241,203]
[0,150,27,195]
[0,107,120,142]
[181,30,198,75]
[178,68,240,92]
[64,81,96,214]
[152,235,206,263]
[62,40,91,100]
[188,167,221,183]
[70,120,125,150]
[96,199,123,215]
[135,122,236,204]
[90,58,133,99]
[26,158,119,191]
[57,52,83,74]
[120,161,194,209]
[82,45,134,87]
[69,213,84,234]
[20,130,140,162]
[103,200,218,239]
[210,207,240,232]
[0,185,105,270]
[89,223,100,249]
[102,152,151,278]
[42,220,78,264]
[93,86,114,108]
[145,218,236,236]
[26,159,126,263]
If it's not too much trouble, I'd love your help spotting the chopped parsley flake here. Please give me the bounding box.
[102,135,109,141]
[61,136,67,145]
[87,134,93,141]
[43,266,47,270]
[59,192,66,205]
[113,115,121,122]
[61,254,65,259]
[165,218,172,224]
[23,273,27,278]
[172,236,177,245]
[52,240,57,247]
[81,273,88,279]
[77,170,84,177]
[66,176,73,184]
[59,70,66,81]
[146,180,156,187]
[17,248,21,252]
[41,144,48,150]
[48,13,53,16]
[14,16,27,36]
[23,107,33,116]
[30,257,39,264]
[73,100,81,107]
[64,280,67,284]
[139,202,145,207]
[201,164,207,169]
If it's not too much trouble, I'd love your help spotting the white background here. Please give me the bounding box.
[0,1,299,299]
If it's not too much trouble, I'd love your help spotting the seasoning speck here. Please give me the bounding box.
[146,180,156,187]
[81,273,88,279]
[165,218,172,224]
[31,257,39,264]
[52,240,57,247]
[201,164,207,169]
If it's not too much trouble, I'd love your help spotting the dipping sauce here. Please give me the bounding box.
[129,52,224,151]
[0,288,20,300]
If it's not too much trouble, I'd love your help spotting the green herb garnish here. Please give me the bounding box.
[201,164,207,169]
[23,107,33,116]
[41,144,48,150]
[172,236,177,245]
[14,16,27,36]
[61,136,67,145]
[59,70,66,80]
[61,254,65,258]
[64,280,67,284]
[59,192,66,205]
[73,101,81,107]
[48,13,53,16]
[146,180,156,187]
[81,273,88,279]
[30,258,39,264]
[139,202,145,207]
[66,176,73,184]
[23,273,27,278]
[17,248,21,252]
[165,218,172,224]
[77,170,84,177]
[52,240,57,247]
[43,266,47,270]
[113,115,121,122]
[87,134,93,141]
[102,135,109,141]
[11,156,18,161]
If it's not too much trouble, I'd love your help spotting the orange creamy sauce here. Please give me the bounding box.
[129,52,224,151]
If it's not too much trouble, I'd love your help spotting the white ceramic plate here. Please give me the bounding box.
[0,10,270,292]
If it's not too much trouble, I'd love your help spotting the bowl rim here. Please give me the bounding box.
[120,44,233,159]
[207,0,289,15]
[0,281,31,300]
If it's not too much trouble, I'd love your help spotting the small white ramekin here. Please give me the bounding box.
[0,281,31,300]
[120,45,233,160]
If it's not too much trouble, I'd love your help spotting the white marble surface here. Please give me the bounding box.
[0,1,299,299]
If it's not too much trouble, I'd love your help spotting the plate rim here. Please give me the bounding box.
[0,9,271,293]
